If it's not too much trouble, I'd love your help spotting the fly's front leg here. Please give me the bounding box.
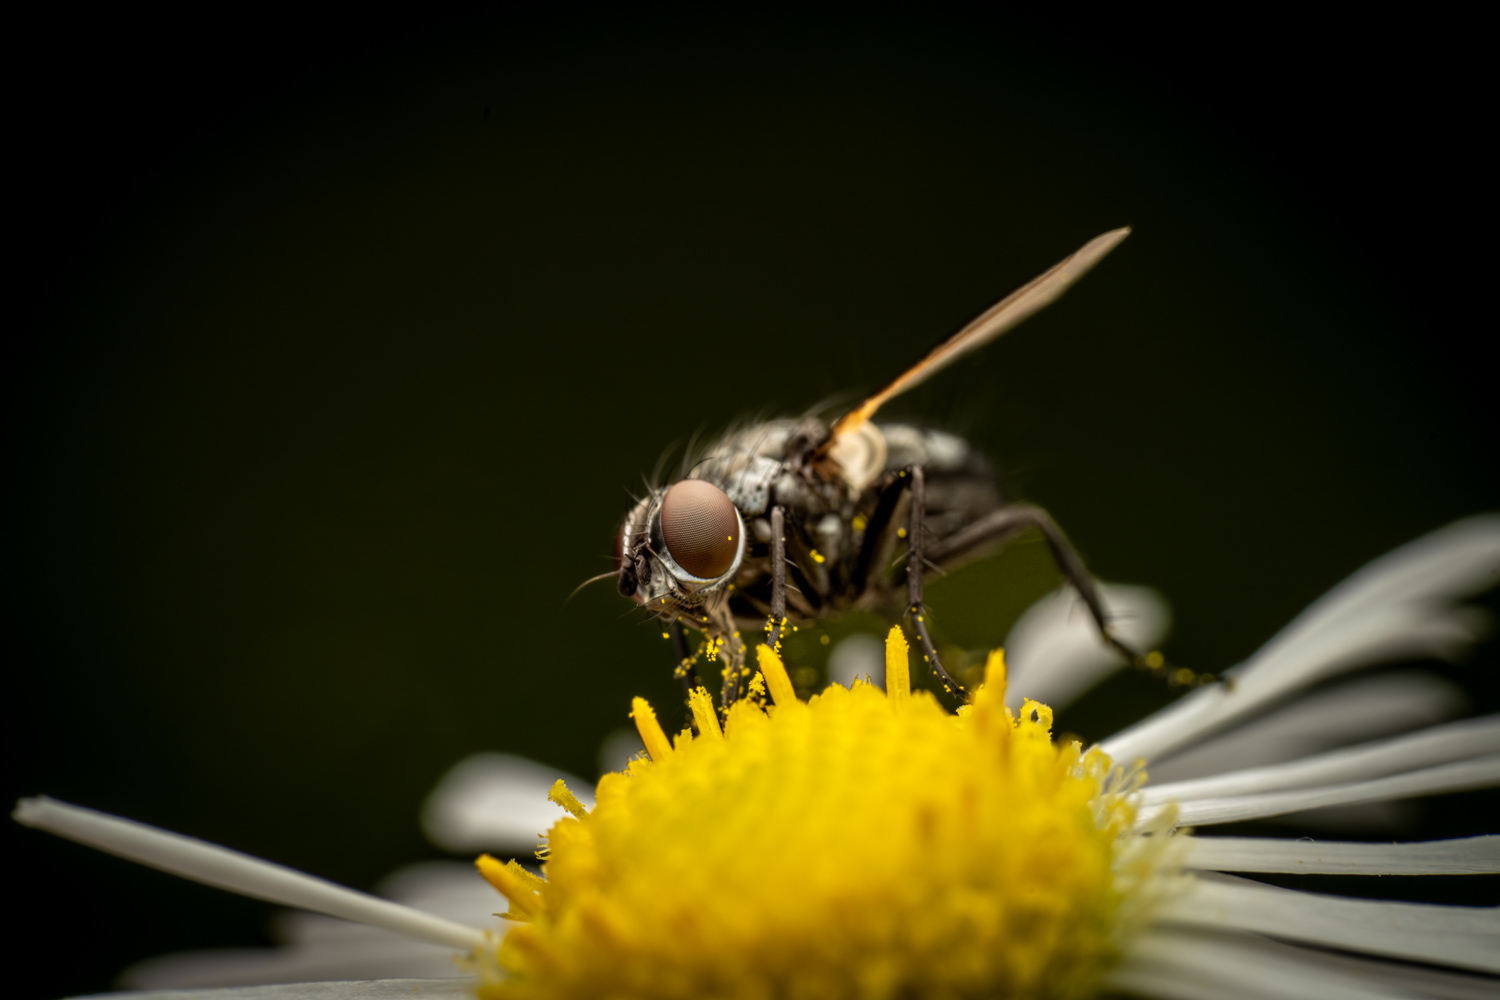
[764,505,788,653]
[707,600,747,714]
[669,618,701,696]
[906,466,969,700]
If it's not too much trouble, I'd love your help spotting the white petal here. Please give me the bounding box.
[1183,834,1500,874]
[119,941,473,990]
[1110,929,1410,1000]
[71,979,473,1000]
[121,863,507,989]
[1110,959,1386,1000]
[1141,753,1500,827]
[825,633,886,690]
[1109,926,1500,1000]
[421,752,593,854]
[373,861,512,924]
[1102,516,1500,766]
[1146,671,1466,785]
[1105,962,1311,1000]
[12,798,485,951]
[1158,872,1500,974]
[1143,714,1500,804]
[1002,583,1171,711]
[598,727,647,776]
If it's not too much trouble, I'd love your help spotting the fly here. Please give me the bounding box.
[612,227,1191,709]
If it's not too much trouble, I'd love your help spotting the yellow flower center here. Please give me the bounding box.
[477,628,1165,1000]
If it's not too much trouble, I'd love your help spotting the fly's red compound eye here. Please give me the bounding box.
[660,480,739,579]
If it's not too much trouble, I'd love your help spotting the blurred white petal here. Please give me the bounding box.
[1108,930,1408,1000]
[421,753,593,854]
[370,861,506,922]
[1268,800,1421,833]
[125,862,500,989]
[826,633,886,690]
[1159,873,1500,974]
[118,941,472,990]
[1103,515,1500,765]
[75,979,471,1000]
[597,727,647,776]
[120,862,501,989]
[1107,926,1500,1000]
[1147,671,1466,784]
[1144,714,1500,804]
[1183,834,1500,874]
[1002,583,1170,711]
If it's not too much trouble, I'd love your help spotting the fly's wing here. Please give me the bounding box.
[823,227,1131,447]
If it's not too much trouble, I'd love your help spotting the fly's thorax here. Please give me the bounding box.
[692,451,781,517]
[692,417,822,517]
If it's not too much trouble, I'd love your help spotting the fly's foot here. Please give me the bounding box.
[907,606,970,702]
[1110,634,1216,688]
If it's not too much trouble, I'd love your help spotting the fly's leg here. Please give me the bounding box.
[764,505,789,653]
[927,504,1212,687]
[905,466,970,700]
[669,618,701,696]
[707,600,747,714]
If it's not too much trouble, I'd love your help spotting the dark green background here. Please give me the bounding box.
[6,10,1495,999]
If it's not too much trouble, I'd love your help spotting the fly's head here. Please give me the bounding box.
[617,479,746,618]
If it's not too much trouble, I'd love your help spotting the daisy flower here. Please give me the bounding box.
[16,516,1500,999]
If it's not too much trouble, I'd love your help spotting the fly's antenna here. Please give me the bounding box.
[566,571,620,604]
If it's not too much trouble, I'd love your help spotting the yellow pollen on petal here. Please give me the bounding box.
[548,780,589,820]
[630,696,673,762]
[885,624,911,704]
[476,854,544,922]
[482,644,1170,1000]
[755,644,798,707]
[746,670,768,704]
[687,685,722,740]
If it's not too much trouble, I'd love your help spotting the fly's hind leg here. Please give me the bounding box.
[905,466,971,700]
[927,503,1212,687]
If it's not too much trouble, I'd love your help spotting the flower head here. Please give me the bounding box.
[480,637,1174,1000]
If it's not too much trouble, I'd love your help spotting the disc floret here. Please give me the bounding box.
[478,628,1167,1000]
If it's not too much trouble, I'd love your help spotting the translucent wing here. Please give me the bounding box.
[824,227,1131,446]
